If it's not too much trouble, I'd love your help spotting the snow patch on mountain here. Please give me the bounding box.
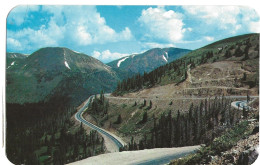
[63,49,71,70]
[117,57,129,67]
[165,51,169,59]
[64,61,71,70]
[162,55,168,62]
[73,50,80,54]
[7,61,15,69]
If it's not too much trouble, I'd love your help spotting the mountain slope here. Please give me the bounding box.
[107,47,191,74]
[113,33,259,96]
[6,52,28,69]
[6,47,121,106]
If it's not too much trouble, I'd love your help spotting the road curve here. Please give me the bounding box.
[74,95,126,151]
[68,145,200,165]
[231,96,258,111]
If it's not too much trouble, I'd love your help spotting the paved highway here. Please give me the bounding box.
[69,145,200,165]
[74,95,125,151]
[231,96,258,111]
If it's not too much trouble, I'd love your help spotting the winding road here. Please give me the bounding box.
[74,95,126,152]
[71,94,258,165]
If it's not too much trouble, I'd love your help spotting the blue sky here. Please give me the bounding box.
[6,5,260,63]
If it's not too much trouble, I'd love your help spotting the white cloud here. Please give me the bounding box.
[7,38,22,50]
[249,21,260,33]
[76,26,92,45]
[142,42,175,49]
[182,6,260,33]
[7,5,40,25]
[183,6,240,27]
[138,7,188,43]
[204,36,214,41]
[7,18,64,51]
[7,6,133,52]
[91,50,129,62]
[42,6,133,45]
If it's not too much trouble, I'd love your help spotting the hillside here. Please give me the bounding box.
[113,33,259,97]
[6,47,122,106]
[107,47,191,74]
[85,33,259,151]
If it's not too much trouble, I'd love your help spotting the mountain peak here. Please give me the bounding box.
[108,47,191,73]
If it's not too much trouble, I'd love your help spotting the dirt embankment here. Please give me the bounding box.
[122,61,258,99]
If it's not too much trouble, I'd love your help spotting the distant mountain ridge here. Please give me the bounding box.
[6,52,28,68]
[107,47,191,74]
[6,46,190,106]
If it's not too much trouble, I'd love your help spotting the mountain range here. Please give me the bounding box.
[6,47,190,106]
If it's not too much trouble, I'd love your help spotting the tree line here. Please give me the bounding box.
[120,96,244,151]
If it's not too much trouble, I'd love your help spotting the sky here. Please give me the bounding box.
[6,5,260,63]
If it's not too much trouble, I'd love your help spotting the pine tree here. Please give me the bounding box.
[242,73,247,81]
[141,111,148,123]
[143,99,146,107]
[115,114,122,124]
[133,101,137,107]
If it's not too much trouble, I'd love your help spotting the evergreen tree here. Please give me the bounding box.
[141,111,148,123]
[115,114,122,124]
[143,99,146,107]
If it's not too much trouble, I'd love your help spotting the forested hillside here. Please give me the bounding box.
[113,33,259,96]
[6,100,105,165]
